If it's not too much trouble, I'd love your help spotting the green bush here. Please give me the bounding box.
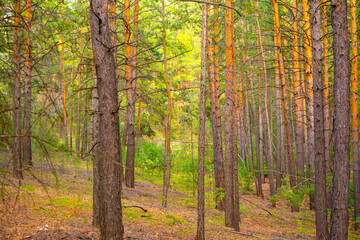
[135,141,163,170]
[270,179,310,210]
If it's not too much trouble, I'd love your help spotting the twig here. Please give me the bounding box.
[240,196,273,216]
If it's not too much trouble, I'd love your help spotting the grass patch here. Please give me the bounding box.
[165,214,185,226]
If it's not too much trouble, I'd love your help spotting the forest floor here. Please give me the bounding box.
[1,152,359,240]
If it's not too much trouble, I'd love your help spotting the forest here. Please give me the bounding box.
[1,0,360,239]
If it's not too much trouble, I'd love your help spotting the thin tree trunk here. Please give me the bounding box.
[207,5,221,210]
[23,0,32,166]
[321,0,332,210]
[89,0,124,237]
[197,3,207,239]
[61,34,68,151]
[162,0,172,207]
[291,0,305,181]
[81,98,88,158]
[76,38,82,156]
[350,0,360,231]
[330,0,351,237]
[191,123,195,196]
[13,0,22,179]
[124,0,136,188]
[302,0,315,210]
[272,0,297,211]
[256,19,275,201]
[213,0,225,211]
[224,0,234,228]
[231,10,240,231]
[311,0,329,237]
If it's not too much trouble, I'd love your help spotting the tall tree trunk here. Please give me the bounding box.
[89,0,124,238]
[162,0,172,207]
[272,0,297,211]
[302,0,315,210]
[330,0,350,237]
[350,0,360,231]
[23,0,32,166]
[224,0,235,228]
[291,0,305,181]
[231,10,240,231]
[197,3,207,239]
[321,0,332,210]
[69,62,75,152]
[13,0,22,179]
[76,36,82,156]
[61,34,68,151]
[81,98,88,158]
[124,0,136,188]
[213,0,225,211]
[207,5,221,210]
[256,19,275,201]
[311,0,329,237]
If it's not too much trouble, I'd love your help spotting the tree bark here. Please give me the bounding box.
[207,5,222,210]
[197,3,207,239]
[13,0,22,179]
[256,19,275,201]
[330,0,350,238]
[124,0,136,188]
[311,0,329,237]
[290,0,305,181]
[90,0,124,238]
[302,0,315,210]
[224,0,235,228]
[23,0,33,166]
[271,0,297,211]
[162,0,172,208]
[213,0,225,211]
[321,0,332,210]
[350,0,360,231]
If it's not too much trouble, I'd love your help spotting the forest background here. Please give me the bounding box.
[1,0,360,239]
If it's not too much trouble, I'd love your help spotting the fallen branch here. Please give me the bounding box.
[230,231,265,239]
[123,205,148,212]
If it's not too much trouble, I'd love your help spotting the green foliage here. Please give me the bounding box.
[270,179,310,210]
[238,166,254,193]
[135,141,163,170]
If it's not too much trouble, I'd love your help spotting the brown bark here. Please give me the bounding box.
[197,3,207,239]
[23,0,32,166]
[61,34,68,151]
[290,0,304,180]
[207,5,222,210]
[311,0,329,237]
[13,0,22,179]
[90,0,124,238]
[271,0,296,210]
[124,0,136,188]
[321,0,332,209]
[350,0,360,231]
[162,0,172,208]
[330,0,350,238]
[231,9,240,231]
[224,0,235,228]
[256,19,275,200]
[302,0,315,210]
[213,0,225,211]
[76,37,82,156]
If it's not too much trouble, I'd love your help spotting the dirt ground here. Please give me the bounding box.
[0,154,352,240]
